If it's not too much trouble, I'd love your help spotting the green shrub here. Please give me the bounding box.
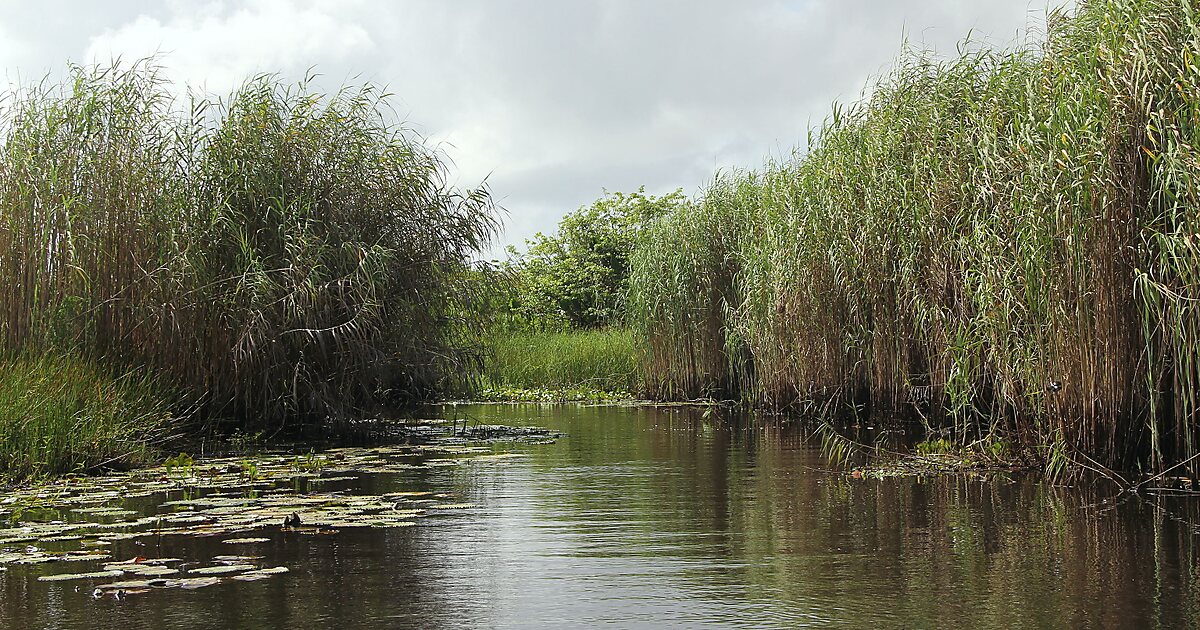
[504,188,685,329]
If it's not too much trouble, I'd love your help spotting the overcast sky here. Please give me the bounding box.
[0,0,1070,256]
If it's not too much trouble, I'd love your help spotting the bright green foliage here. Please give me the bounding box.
[509,188,685,329]
[456,263,555,334]
[628,0,1200,473]
[481,329,639,395]
[0,354,174,479]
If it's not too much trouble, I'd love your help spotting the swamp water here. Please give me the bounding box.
[1,404,1199,629]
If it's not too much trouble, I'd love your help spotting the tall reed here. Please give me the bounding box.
[0,61,497,439]
[629,0,1200,473]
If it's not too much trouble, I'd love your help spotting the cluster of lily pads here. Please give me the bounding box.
[0,432,548,598]
[39,556,290,598]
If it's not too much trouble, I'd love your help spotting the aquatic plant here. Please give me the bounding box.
[0,438,544,599]
[627,0,1200,474]
[0,354,174,479]
[162,452,195,479]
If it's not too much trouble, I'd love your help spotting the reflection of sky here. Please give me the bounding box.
[427,459,815,628]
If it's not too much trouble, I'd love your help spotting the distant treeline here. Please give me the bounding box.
[0,61,496,451]
[627,0,1200,473]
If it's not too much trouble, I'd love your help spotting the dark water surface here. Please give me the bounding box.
[3,404,1199,629]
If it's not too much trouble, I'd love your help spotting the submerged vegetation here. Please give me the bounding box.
[0,61,496,477]
[628,0,1200,475]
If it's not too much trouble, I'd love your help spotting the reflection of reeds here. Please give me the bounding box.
[0,61,496,437]
[628,0,1200,472]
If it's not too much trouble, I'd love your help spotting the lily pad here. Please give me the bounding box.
[212,555,263,563]
[111,565,179,578]
[105,556,182,567]
[37,570,125,582]
[95,579,160,591]
[188,564,256,576]
[231,566,289,581]
[177,577,223,589]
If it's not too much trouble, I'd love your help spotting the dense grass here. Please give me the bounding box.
[629,0,1200,474]
[0,61,496,472]
[0,354,175,479]
[480,329,639,398]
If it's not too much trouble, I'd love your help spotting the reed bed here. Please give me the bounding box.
[0,61,496,450]
[0,354,174,478]
[628,0,1200,473]
[481,328,639,395]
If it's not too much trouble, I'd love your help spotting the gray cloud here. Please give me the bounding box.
[0,0,1071,256]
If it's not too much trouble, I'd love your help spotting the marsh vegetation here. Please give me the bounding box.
[0,62,496,478]
[624,0,1200,477]
[0,0,1194,493]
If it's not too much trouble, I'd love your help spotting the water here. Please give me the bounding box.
[3,404,1199,629]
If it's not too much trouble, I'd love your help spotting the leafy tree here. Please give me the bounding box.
[508,187,685,329]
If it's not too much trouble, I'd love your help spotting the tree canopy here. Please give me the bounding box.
[506,187,686,329]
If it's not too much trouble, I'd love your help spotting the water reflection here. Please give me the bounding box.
[2,404,1199,628]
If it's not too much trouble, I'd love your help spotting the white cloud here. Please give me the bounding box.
[0,22,32,83]
[1,0,1073,254]
[84,0,375,96]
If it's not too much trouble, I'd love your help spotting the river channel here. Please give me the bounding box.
[2,404,1198,629]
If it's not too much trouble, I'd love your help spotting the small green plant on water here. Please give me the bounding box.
[229,429,265,451]
[239,459,260,482]
[163,452,194,479]
[292,449,324,473]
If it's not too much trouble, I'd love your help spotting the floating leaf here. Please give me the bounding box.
[37,570,125,582]
[109,565,179,577]
[188,564,255,576]
[106,557,181,566]
[231,566,289,581]
[177,577,223,589]
[95,579,159,591]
